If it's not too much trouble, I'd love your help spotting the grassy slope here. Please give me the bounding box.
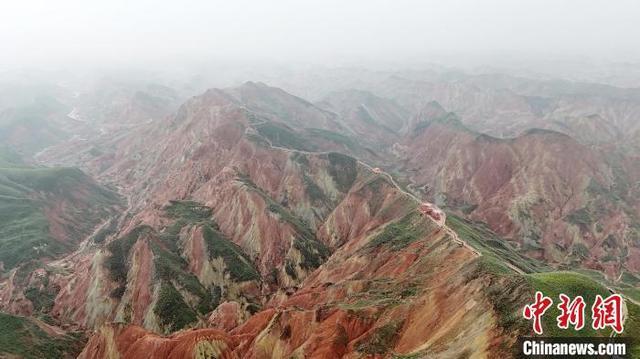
[526,272,612,337]
[251,121,376,160]
[0,162,119,270]
[0,313,84,358]
[0,96,70,155]
[447,214,640,353]
[106,200,262,333]
[237,173,331,272]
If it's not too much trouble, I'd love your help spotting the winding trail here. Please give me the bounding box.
[605,285,637,338]
[249,122,482,258]
[326,109,640,318]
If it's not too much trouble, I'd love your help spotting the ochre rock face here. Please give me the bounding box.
[207,301,245,331]
[10,83,637,358]
[403,118,639,276]
[0,168,122,323]
[73,139,524,357]
[79,229,517,358]
[79,324,239,359]
[314,89,639,278]
[67,83,527,356]
[2,85,407,335]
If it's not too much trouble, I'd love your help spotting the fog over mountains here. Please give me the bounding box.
[2,0,640,69]
[1,1,640,358]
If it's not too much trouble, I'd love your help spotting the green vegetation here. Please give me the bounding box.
[624,301,640,357]
[367,211,428,250]
[92,218,117,244]
[400,285,418,298]
[565,207,593,226]
[105,200,252,331]
[571,243,590,259]
[268,203,313,236]
[302,174,328,205]
[621,271,640,286]
[24,284,57,313]
[293,236,330,270]
[246,302,262,314]
[236,173,259,189]
[0,193,60,270]
[355,105,377,124]
[106,226,152,298]
[159,200,216,254]
[587,179,621,203]
[245,133,271,147]
[202,224,260,282]
[451,216,620,339]
[0,312,84,358]
[459,203,479,215]
[158,200,257,313]
[264,196,330,270]
[0,164,119,270]
[13,261,41,287]
[359,177,390,215]
[291,152,310,166]
[0,146,24,167]
[355,320,404,355]
[526,272,612,337]
[392,352,429,359]
[3,167,81,193]
[338,278,414,310]
[151,240,214,315]
[469,257,630,342]
[154,282,198,332]
[255,122,313,151]
[264,197,328,265]
[540,270,604,294]
[452,216,549,337]
[446,214,546,274]
[306,128,356,150]
[479,271,531,333]
[164,200,212,222]
[412,112,467,136]
[327,152,357,192]
[238,173,330,271]
[284,260,298,279]
[447,212,640,349]
[88,147,103,157]
[153,199,259,322]
[601,153,633,202]
[0,96,69,155]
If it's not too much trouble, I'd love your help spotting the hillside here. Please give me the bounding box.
[0,312,85,358]
[0,96,71,157]
[0,152,123,322]
[36,84,635,357]
[0,158,121,270]
[1,82,637,357]
[400,111,640,278]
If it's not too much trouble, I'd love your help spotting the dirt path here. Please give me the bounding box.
[605,286,632,338]
[28,316,67,336]
[252,124,482,258]
[503,261,526,275]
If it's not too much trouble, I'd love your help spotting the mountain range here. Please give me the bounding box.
[0,70,638,358]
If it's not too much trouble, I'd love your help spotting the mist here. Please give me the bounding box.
[2,0,640,71]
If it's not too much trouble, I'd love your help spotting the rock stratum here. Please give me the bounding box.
[0,79,638,358]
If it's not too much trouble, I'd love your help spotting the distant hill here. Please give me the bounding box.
[0,154,122,271]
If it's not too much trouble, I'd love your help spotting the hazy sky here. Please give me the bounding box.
[1,0,639,69]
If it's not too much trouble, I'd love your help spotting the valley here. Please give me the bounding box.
[0,71,638,358]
